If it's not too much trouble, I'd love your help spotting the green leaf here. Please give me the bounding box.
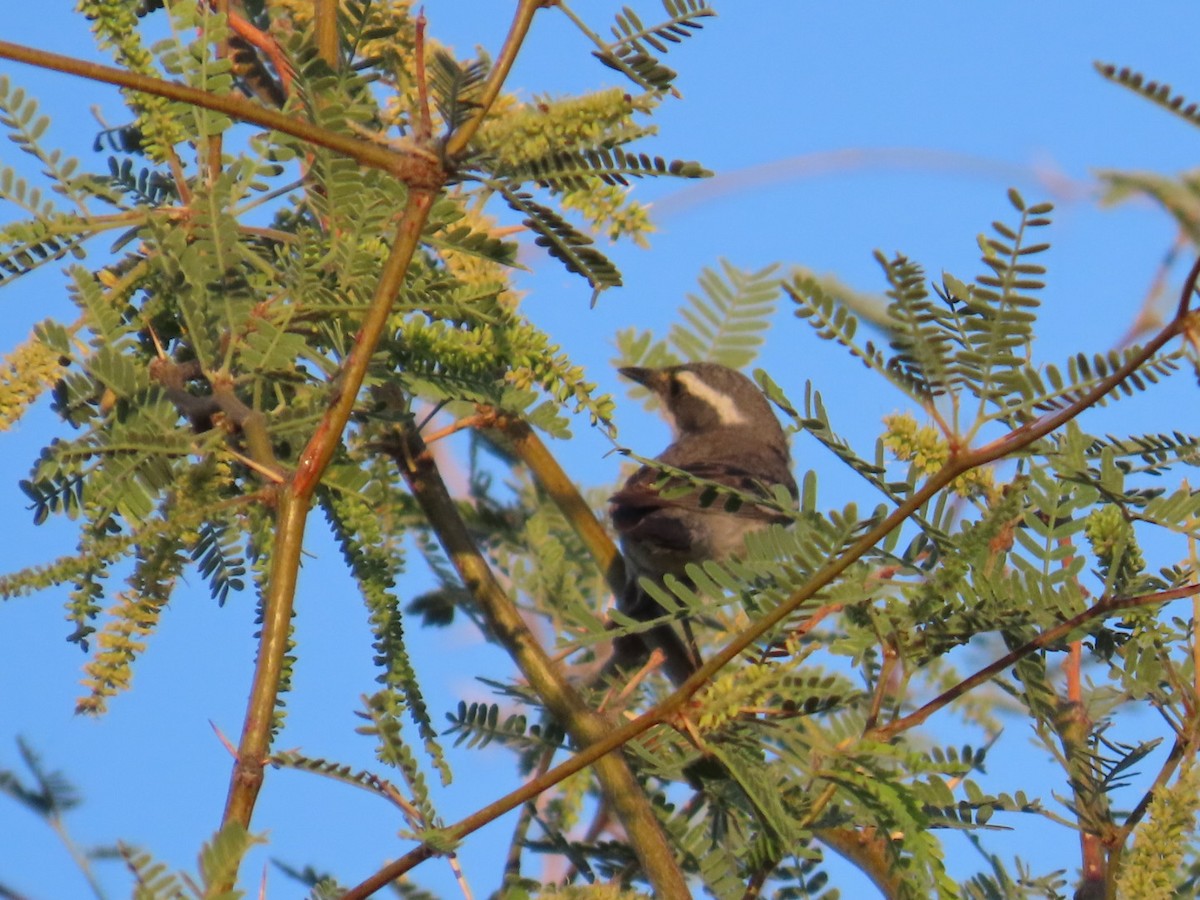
[669,260,780,367]
[494,185,622,296]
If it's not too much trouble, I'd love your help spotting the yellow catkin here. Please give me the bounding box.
[882,411,996,499]
[0,334,64,432]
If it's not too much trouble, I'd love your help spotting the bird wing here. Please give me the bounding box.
[610,457,794,536]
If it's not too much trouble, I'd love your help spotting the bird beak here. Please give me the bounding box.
[618,366,667,391]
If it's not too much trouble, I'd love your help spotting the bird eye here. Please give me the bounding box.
[668,376,683,398]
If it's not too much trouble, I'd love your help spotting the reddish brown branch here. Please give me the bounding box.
[970,254,1200,466]
[207,0,229,181]
[863,637,899,733]
[873,583,1200,741]
[220,193,439,879]
[1064,641,1108,895]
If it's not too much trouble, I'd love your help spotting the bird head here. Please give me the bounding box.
[619,362,786,442]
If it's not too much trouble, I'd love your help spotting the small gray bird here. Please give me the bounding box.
[610,362,797,685]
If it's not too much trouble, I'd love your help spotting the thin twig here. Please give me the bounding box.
[224,6,293,99]
[759,601,844,664]
[554,1,682,100]
[447,854,474,900]
[46,814,109,900]
[220,448,286,484]
[742,859,777,899]
[605,648,666,710]
[1192,518,1200,698]
[1115,733,1194,847]
[425,413,489,445]
[164,145,193,208]
[503,746,556,887]
[1113,522,1200,851]
[863,638,899,733]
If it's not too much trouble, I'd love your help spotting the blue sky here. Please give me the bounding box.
[3,3,1200,897]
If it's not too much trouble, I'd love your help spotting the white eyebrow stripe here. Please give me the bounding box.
[675,370,748,426]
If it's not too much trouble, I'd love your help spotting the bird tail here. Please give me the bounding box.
[617,582,702,686]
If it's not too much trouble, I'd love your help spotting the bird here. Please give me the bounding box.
[608,362,797,685]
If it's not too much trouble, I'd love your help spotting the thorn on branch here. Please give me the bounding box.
[414,7,433,143]
[210,719,239,758]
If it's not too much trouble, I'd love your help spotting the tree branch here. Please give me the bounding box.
[219,191,438,885]
[496,416,624,595]
[1063,640,1108,897]
[206,0,229,183]
[352,422,690,900]
[0,40,442,188]
[314,0,338,68]
[818,827,905,898]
